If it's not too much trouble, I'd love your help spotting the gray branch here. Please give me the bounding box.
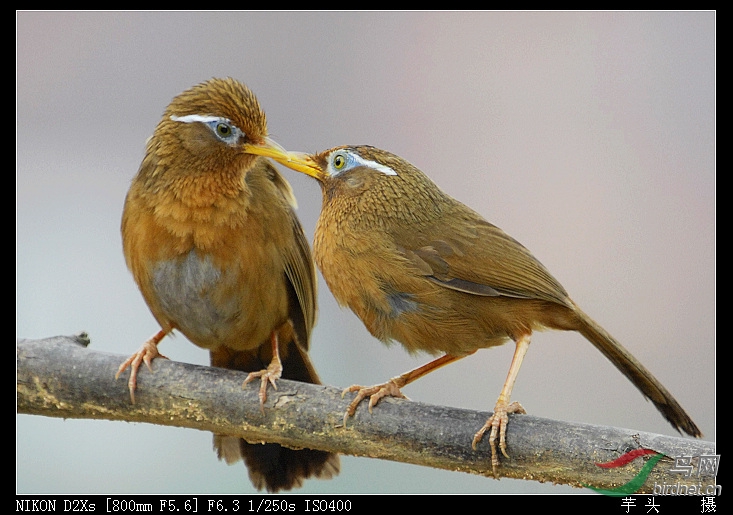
[17,335,715,493]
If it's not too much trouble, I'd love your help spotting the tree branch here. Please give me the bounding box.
[17,335,715,493]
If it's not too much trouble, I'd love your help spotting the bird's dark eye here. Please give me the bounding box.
[333,153,346,170]
[171,115,242,145]
[216,123,232,138]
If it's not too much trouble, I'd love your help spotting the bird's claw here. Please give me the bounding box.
[243,360,283,412]
[472,401,526,478]
[341,380,408,426]
[116,337,168,404]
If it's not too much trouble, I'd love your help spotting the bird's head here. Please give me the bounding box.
[150,77,290,174]
[260,145,447,206]
[254,145,454,231]
[258,145,398,183]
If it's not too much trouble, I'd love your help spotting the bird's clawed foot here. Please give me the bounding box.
[341,378,409,426]
[472,400,526,478]
[116,331,168,404]
[243,357,283,412]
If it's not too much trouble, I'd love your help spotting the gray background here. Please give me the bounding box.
[17,11,715,494]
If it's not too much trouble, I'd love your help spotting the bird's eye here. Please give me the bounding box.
[206,119,242,145]
[333,153,347,170]
[216,122,232,138]
[328,149,398,177]
[171,115,243,146]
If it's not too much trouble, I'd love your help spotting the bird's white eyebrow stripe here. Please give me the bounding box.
[170,114,228,124]
[349,153,397,176]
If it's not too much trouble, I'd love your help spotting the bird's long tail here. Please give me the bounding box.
[572,305,702,438]
[210,332,339,492]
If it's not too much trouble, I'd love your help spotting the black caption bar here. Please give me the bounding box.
[15,494,719,513]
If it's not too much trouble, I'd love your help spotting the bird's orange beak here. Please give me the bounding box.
[243,138,326,181]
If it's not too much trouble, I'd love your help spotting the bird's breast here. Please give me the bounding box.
[152,251,233,346]
[312,219,435,348]
[123,165,299,351]
[150,247,288,351]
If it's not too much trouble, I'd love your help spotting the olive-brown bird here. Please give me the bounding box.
[252,144,702,477]
[117,78,339,492]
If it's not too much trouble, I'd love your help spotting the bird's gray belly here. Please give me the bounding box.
[152,251,238,347]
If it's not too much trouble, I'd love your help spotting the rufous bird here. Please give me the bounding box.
[249,144,701,477]
[117,78,339,492]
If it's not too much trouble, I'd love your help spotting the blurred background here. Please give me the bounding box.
[17,11,715,494]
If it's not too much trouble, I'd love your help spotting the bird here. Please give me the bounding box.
[247,144,702,477]
[116,77,339,492]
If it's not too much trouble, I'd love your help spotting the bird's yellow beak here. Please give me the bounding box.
[241,136,291,162]
[243,138,326,181]
[273,151,327,181]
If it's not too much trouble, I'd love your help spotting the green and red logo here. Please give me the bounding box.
[584,448,665,496]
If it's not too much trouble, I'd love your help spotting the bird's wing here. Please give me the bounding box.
[397,205,570,306]
[270,170,318,352]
